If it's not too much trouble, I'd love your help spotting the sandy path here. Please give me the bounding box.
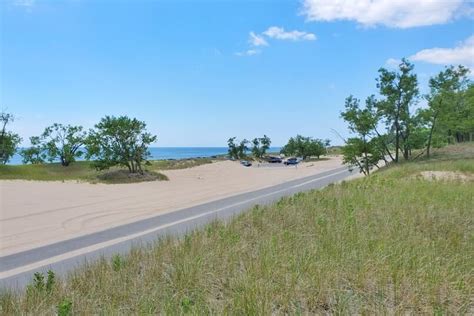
[0,157,343,256]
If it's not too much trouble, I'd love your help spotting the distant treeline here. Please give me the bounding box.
[226,135,331,161]
[0,115,156,174]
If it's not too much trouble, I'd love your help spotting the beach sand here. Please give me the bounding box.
[0,157,344,256]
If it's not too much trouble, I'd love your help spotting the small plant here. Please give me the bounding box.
[180,296,194,313]
[32,272,45,292]
[46,270,55,293]
[28,270,56,294]
[112,254,123,272]
[57,298,72,316]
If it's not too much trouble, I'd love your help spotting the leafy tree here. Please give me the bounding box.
[281,135,326,160]
[85,116,157,174]
[376,58,419,161]
[20,136,46,164]
[340,95,384,175]
[420,65,470,157]
[227,137,249,160]
[251,135,271,160]
[341,137,384,176]
[0,111,22,164]
[40,123,87,166]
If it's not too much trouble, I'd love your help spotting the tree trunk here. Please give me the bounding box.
[426,113,438,158]
[395,126,399,163]
[363,136,369,176]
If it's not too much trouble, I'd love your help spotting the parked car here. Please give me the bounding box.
[284,158,299,165]
[266,156,282,163]
[240,160,252,167]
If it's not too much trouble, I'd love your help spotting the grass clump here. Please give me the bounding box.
[148,158,214,171]
[0,158,214,183]
[0,145,473,314]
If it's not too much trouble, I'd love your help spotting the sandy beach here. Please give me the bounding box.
[0,157,344,256]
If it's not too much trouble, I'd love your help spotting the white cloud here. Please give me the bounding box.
[263,26,317,41]
[235,49,261,57]
[409,35,474,67]
[249,31,268,47]
[301,0,470,28]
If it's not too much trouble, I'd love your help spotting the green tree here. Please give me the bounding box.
[341,137,384,176]
[340,95,383,175]
[40,123,87,166]
[85,116,157,173]
[227,137,249,160]
[420,65,470,157]
[20,136,46,164]
[0,111,22,164]
[251,135,271,160]
[281,135,326,160]
[376,58,419,161]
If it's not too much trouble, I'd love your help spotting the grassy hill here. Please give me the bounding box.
[1,144,473,314]
[0,158,213,183]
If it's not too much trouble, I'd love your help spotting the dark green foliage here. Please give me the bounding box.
[20,136,46,164]
[0,111,22,164]
[85,116,157,174]
[21,124,87,166]
[32,272,45,292]
[227,137,249,160]
[418,65,472,157]
[342,59,472,175]
[376,58,419,161]
[46,270,56,293]
[280,135,326,159]
[340,96,384,175]
[28,270,56,294]
[251,135,271,159]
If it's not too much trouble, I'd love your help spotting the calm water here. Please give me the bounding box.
[7,147,282,165]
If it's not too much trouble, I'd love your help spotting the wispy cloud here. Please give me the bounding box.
[249,32,268,47]
[236,26,316,57]
[409,35,474,68]
[301,0,471,28]
[235,49,261,57]
[263,26,316,41]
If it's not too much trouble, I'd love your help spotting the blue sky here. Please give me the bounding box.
[1,0,473,146]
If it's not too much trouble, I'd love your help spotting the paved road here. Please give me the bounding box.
[0,166,354,290]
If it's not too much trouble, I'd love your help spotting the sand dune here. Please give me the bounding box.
[0,157,344,256]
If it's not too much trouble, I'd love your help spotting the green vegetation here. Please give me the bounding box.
[148,158,214,170]
[251,135,271,160]
[280,135,330,160]
[340,60,472,175]
[227,137,250,160]
[227,135,272,161]
[85,116,157,173]
[21,123,87,166]
[0,111,22,164]
[2,145,471,314]
[0,158,215,183]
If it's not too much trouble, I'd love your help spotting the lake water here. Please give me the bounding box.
[7,147,282,165]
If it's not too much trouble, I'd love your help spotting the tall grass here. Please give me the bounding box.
[0,158,214,183]
[1,147,473,314]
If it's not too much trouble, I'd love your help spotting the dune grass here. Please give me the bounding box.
[1,144,473,314]
[0,158,214,183]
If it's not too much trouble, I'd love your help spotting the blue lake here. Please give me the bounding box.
[7,147,282,165]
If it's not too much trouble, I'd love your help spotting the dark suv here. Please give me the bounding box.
[267,156,282,163]
[284,158,299,165]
